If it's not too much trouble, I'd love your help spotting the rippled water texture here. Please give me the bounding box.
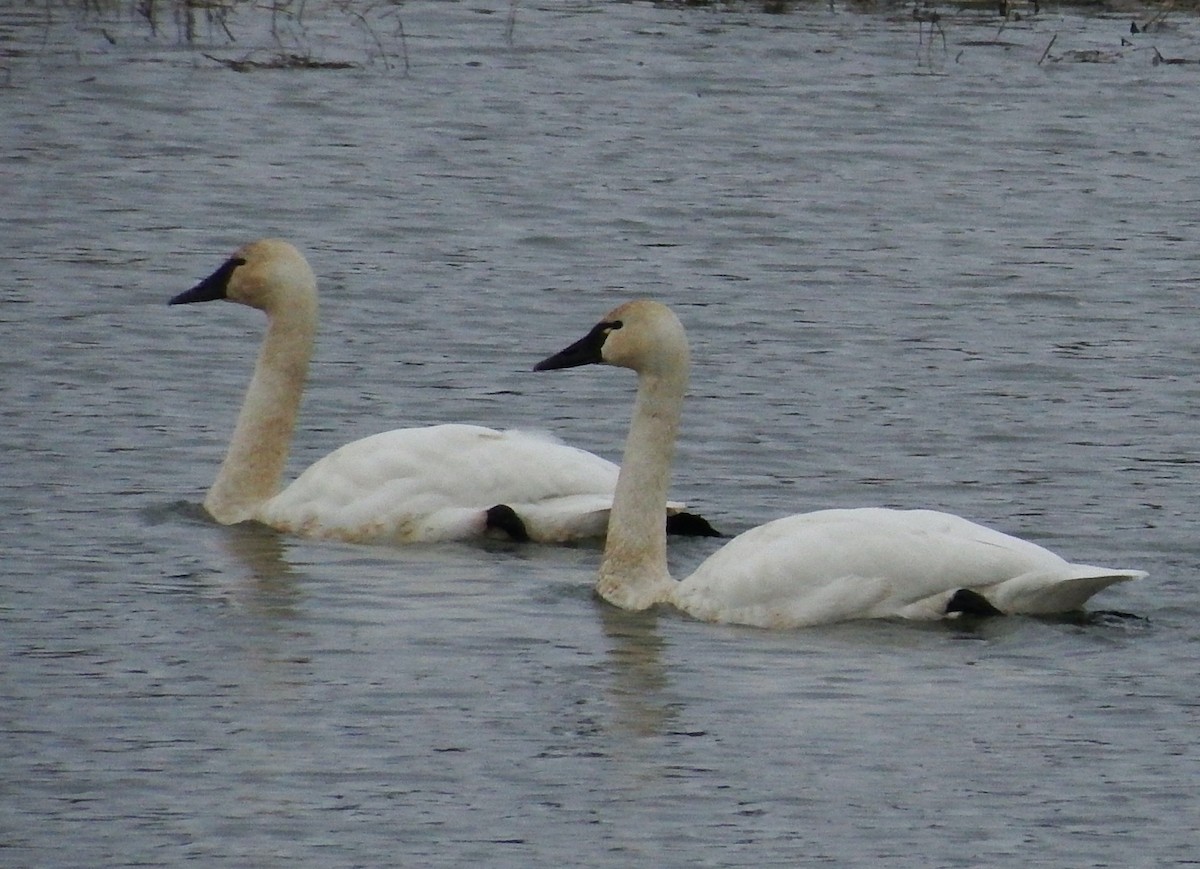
[3,1,1199,865]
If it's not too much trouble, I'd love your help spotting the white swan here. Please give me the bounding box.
[534,300,1145,627]
[169,240,717,544]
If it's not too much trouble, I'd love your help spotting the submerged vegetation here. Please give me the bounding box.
[19,0,1200,72]
[668,0,1197,10]
[71,0,399,42]
[51,0,1200,36]
[40,0,413,70]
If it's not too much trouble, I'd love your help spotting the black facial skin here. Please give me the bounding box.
[169,256,246,306]
[533,320,622,371]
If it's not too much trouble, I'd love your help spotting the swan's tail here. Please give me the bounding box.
[970,566,1146,616]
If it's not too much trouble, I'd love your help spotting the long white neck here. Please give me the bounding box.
[204,298,316,523]
[597,361,688,610]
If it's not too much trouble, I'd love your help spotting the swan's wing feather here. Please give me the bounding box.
[675,508,1136,627]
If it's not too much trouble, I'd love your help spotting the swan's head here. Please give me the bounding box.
[169,239,316,313]
[534,300,689,377]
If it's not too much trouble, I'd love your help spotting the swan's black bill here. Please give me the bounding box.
[169,256,245,305]
[533,320,620,371]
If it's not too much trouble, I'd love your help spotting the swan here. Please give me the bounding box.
[534,300,1145,627]
[168,240,717,544]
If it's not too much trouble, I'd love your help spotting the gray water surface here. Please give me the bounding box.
[3,2,1199,865]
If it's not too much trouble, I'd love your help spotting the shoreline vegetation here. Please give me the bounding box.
[14,0,1200,72]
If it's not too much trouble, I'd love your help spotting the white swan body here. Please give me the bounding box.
[534,300,1145,627]
[258,423,623,543]
[170,240,715,545]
